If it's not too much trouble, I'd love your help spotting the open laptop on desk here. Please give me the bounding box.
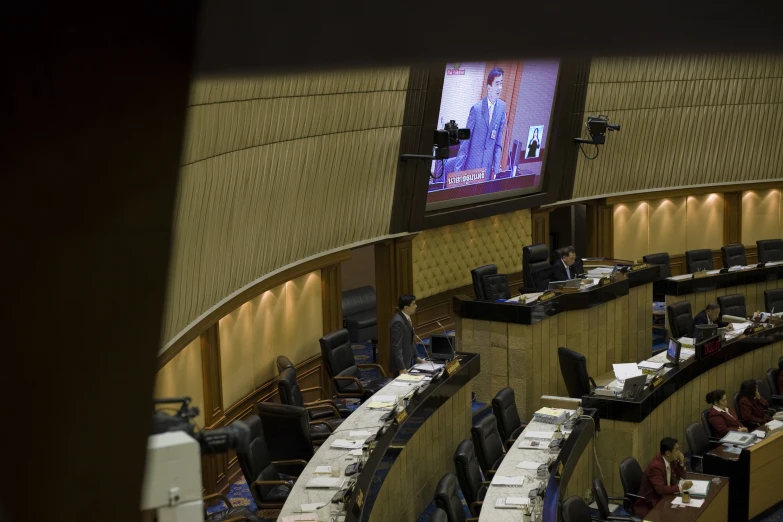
[428,333,455,362]
[621,375,647,399]
[548,279,580,291]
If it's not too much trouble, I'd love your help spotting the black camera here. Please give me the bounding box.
[152,397,239,455]
[433,120,470,159]
[575,115,620,145]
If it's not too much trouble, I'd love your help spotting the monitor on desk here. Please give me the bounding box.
[695,323,718,343]
[429,333,455,361]
[666,338,681,367]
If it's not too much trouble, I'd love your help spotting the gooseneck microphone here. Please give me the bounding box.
[415,334,436,370]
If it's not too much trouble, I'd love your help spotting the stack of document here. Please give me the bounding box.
[495,497,530,508]
[395,374,424,382]
[491,476,526,486]
[613,363,643,382]
[766,419,783,433]
[525,430,554,440]
[638,360,665,372]
[517,461,544,471]
[367,395,397,409]
[305,477,344,489]
[533,407,569,425]
[331,439,364,449]
[677,337,695,348]
[681,479,710,498]
[668,274,693,281]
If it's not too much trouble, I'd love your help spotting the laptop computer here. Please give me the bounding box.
[548,279,581,291]
[621,374,647,399]
[429,333,455,361]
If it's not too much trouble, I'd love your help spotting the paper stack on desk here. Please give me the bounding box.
[533,407,569,425]
[681,479,710,498]
[613,363,643,381]
[331,439,364,449]
[495,496,530,508]
[395,374,425,382]
[492,476,526,486]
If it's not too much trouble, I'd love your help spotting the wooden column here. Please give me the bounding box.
[586,201,614,258]
[200,323,228,493]
[532,207,551,247]
[723,191,742,246]
[321,261,344,395]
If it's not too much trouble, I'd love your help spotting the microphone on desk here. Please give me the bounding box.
[415,334,436,370]
[436,321,456,361]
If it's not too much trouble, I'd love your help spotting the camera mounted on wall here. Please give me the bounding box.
[574,114,620,160]
[399,119,470,162]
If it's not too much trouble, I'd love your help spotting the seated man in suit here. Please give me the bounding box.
[705,389,748,437]
[692,302,732,336]
[634,437,692,517]
[551,246,578,281]
[389,294,425,376]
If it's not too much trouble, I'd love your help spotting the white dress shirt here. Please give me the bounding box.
[712,404,734,418]
[563,259,571,279]
[487,98,496,125]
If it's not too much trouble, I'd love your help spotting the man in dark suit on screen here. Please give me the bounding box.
[390,294,425,376]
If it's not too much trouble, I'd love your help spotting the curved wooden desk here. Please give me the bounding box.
[645,473,729,522]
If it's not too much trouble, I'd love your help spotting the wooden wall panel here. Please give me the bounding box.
[571,54,783,200]
[163,68,410,347]
[154,337,205,427]
[723,191,743,245]
[742,188,782,245]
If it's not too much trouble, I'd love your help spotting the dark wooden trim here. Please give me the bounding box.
[405,57,591,231]
[724,191,742,246]
[597,203,614,259]
[321,263,343,335]
[603,181,783,205]
[532,207,552,247]
[200,323,224,427]
[158,250,351,370]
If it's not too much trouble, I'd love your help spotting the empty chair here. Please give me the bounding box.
[522,243,552,291]
[768,358,783,409]
[341,285,377,343]
[642,252,671,279]
[433,473,475,522]
[276,355,294,373]
[558,347,596,398]
[666,301,693,339]
[618,457,651,516]
[594,476,641,522]
[319,329,390,401]
[470,414,505,477]
[233,415,305,510]
[764,289,783,314]
[685,249,713,273]
[277,367,343,441]
[471,264,510,300]
[756,378,783,413]
[204,493,262,522]
[562,495,592,522]
[429,508,449,522]
[277,361,351,417]
[684,422,710,473]
[757,239,783,263]
[453,440,487,517]
[717,294,747,320]
[491,387,527,449]
[470,264,498,301]
[721,244,747,268]
[256,402,316,466]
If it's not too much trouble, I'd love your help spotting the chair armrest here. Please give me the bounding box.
[589,376,597,390]
[332,376,364,396]
[202,493,231,510]
[357,363,387,377]
[482,481,492,487]
[271,459,308,468]
[469,501,483,517]
[300,385,328,400]
[608,496,626,502]
[503,438,516,451]
[486,469,497,479]
[310,419,334,432]
[625,493,652,507]
[251,479,293,490]
[467,518,479,522]
[222,516,256,522]
[607,517,637,522]
[305,400,341,418]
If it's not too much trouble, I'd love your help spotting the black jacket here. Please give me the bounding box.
[693,310,728,336]
[551,260,575,282]
[390,312,416,376]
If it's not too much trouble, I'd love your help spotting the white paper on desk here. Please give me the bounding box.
[349,449,364,456]
[751,429,767,439]
[281,515,319,522]
[331,439,363,449]
[495,496,530,508]
[305,477,344,489]
[373,395,397,403]
[668,274,693,281]
[366,401,395,410]
[395,374,425,382]
[638,360,665,371]
[613,363,643,381]
[349,430,373,438]
[300,502,326,512]
[492,476,526,486]
[314,466,332,474]
[517,461,543,470]
[767,419,783,430]
[733,321,754,330]
[681,479,710,497]
[678,337,695,347]
[518,439,547,449]
[671,497,705,508]
[680,348,695,357]
[525,430,554,440]
[390,381,416,387]
[706,269,722,275]
[412,362,444,371]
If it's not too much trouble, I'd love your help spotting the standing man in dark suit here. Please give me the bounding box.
[551,246,577,282]
[692,302,732,336]
[634,437,692,517]
[390,294,425,376]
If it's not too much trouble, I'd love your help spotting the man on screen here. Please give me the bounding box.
[454,67,507,181]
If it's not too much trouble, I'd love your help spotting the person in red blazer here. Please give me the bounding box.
[633,437,692,517]
[737,379,773,425]
[705,389,748,437]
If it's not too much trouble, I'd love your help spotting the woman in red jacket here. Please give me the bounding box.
[706,389,747,437]
[737,379,772,426]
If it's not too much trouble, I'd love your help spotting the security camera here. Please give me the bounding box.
[574,115,620,145]
[400,119,470,162]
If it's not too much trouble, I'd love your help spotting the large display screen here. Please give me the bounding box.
[426,60,560,211]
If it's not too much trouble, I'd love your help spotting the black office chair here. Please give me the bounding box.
[277,368,344,440]
[757,378,783,413]
[319,329,389,401]
[276,355,294,373]
[558,347,596,398]
[562,495,592,522]
[481,273,511,300]
[764,289,783,314]
[470,264,498,301]
[233,415,305,511]
[717,294,747,321]
[203,494,262,522]
[434,473,478,522]
[522,243,552,291]
[685,422,710,473]
[341,285,378,343]
[470,414,505,478]
[666,301,693,339]
[643,252,671,279]
[721,244,747,268]
[593,477,640,522]
[256,402,316,467]
[491,387,527,449]
[768,363,783,409]
[700,408,721,441]
[757,239,783,263]
[618,457,651,516]
[453,440,488,517]
[685,249,713,273]
[733,392,760,432]
[429,508,449,522]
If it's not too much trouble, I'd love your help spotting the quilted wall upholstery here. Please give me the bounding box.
[412,209,532,298]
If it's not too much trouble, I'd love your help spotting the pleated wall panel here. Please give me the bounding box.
[572,54,783,199]
[163,68,409,346]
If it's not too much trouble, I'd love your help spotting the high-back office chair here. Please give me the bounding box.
[642,252,671,279]
[491,387,527,449]
[276,355,294,373]
[204,494,263,522]
[593,477,640,522]
[717,294,747,321]
[433,473,472,522]
[721,244,747,268]
[470,414,505,477]
[733,391,760,431]
[277,368,344,433]
[453,440,487,517]
[685,422,710,473]
[233,416,304,510]
[429,508,449,522]
[764,289,783,313]
[768,360,783,409]
[558,347,596,398]
[341,285,378,343]
[562,496,592,522]
[618,457,651,516]
[666,301,693,339]
[522,244,552,291]
[470,264,497,301]
[685,249,714,273]
[701,408,719,439]
[757,378,783,412]
[757,239,783,263]
[470,264,511,300]
[319,329,389,401]
[256,402,317,464]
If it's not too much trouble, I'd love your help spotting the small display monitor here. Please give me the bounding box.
[666,338,681,366]
[695,324,718,343]
[430,334,455,361]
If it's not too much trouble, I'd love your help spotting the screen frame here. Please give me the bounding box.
[666,338,681,365]
[389,57,591,233]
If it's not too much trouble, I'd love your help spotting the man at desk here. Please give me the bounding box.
[551,246,579,281]
[634,437,692,517]
[390,294,425,376]
[693,302,732,336]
